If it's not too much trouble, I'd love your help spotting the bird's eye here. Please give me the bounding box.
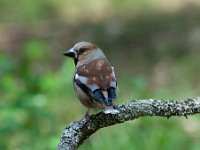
[79,48,87,54]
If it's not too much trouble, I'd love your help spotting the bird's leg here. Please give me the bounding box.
[84,108,90,120]
[85,108,90,116]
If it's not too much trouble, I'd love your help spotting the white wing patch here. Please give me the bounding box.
[110,67,117,88]
[75,73,87,84]
[75,73,99,92]
[111,67,116,79]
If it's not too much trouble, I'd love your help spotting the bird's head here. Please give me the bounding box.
[64,41,100,65]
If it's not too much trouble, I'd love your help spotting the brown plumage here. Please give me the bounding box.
[64,41,119,115]
[76,58,114,90]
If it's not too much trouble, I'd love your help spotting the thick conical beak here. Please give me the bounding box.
[63,48,77,58]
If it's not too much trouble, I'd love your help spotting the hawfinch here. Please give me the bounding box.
[64,41,119,115]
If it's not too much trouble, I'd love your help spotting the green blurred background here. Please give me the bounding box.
[1,0,200,149]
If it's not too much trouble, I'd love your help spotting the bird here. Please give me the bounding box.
[63,41,120,116]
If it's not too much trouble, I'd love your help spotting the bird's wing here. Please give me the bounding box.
[75,59,117,106]
[74,73,108,105]
[74,73,99,92]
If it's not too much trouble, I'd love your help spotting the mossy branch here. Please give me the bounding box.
[58,97,200,150]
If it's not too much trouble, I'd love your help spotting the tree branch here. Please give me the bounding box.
[58,97,200,150]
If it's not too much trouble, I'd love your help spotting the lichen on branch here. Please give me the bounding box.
[58,97,200,150]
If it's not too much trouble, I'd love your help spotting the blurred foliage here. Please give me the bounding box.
[1,0,200,150]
